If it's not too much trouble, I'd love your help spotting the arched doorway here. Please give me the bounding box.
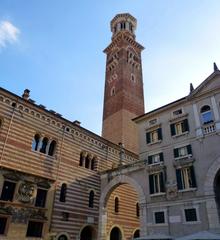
[98,175,147,240]
[214,169,220,220]
[110,227,122,240]
[80,225,95,240]
[133,229,140,238]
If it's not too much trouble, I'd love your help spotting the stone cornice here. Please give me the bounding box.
[104,33,144,54]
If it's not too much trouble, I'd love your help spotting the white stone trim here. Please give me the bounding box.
[211,96,220,121]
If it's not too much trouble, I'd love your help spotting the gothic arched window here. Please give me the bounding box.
[48,140,56,156]
[91,158,95,170]
[60,183,67,202]
[40,137,49,153]
[79,153,84,166]
[32,134,40,151]
[114,197,119,213]
[89,190,94,208]
[200,105,213,124]
[85,156,90,169]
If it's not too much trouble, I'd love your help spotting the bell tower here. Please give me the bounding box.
[102,13,145,154]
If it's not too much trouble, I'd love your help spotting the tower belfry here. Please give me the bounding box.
[102,13,145,154]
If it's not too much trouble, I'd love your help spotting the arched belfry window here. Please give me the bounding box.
[85,156,90,169]
[91,158,95,170]
[136,202,140,217]
[89,190,94,208]
[48,140,56,156]
[114,197,119,213]
[60,183,67,202]
[200,105,213,124]
[79,152,84,166]
[32,134,40,151]
[40,137,49,153]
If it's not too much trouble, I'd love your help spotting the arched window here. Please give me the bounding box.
[32,134,40,151]
[136,202,140,217]
[200,105,213,124]
[89,190,94,208]
[79,153,84,166]
[85,156,90,169]
[133,229,140,239]
[0,118,2,128]
[40,137,49,153]
[60,183,67,202]
[114,197,119,213]
[111,87,115,96]
[91,158,95,170]
[48,140,56,156]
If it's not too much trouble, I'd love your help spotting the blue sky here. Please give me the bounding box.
[0,1,220,135]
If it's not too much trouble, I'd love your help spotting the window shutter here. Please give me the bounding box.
[182,119,189,132]
[149,175,154,194]
[146,132,151,144]
[174,148,179,158]
[187,144,192,155]
[159,152,164,162]
[148,156,153,164]
[176,169,183,190]
[159,172,165,192]
[157,128,162,140]
[170,124,176,136]
[190,166,197,188]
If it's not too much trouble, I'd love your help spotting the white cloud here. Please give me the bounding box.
[0,21,20,48]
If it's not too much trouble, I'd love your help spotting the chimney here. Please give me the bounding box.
[73,120,81,126]
[22,89,30,100]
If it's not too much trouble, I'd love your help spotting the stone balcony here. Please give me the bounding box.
[202,122,216,135]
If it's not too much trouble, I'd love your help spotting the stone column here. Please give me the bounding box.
[46,139,52,155]
[206,198,220,230]
[37,137,43,151]
[211,96,220,131]
[125,22,129,30]
[98,206,107,240]
[140,203,147,237]
[193,103,203,137]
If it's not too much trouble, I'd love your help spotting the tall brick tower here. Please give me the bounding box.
[102,13,145,154]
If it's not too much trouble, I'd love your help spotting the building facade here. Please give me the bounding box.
[0,86,139,240]
[133,67,220,237]
[0,12,220,240]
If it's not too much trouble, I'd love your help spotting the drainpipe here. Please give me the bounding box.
[0,98,18,164]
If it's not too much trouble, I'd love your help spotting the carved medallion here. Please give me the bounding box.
[17,182,35,204]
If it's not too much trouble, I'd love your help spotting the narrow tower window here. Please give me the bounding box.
[85,156,90,169]
[79,152,84,166]
[48,140,56,156]
[111,87,115,96]
[60,183,67,202]
[91,158,95,170]
[89,190,94,208]
[114,197,119,213]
